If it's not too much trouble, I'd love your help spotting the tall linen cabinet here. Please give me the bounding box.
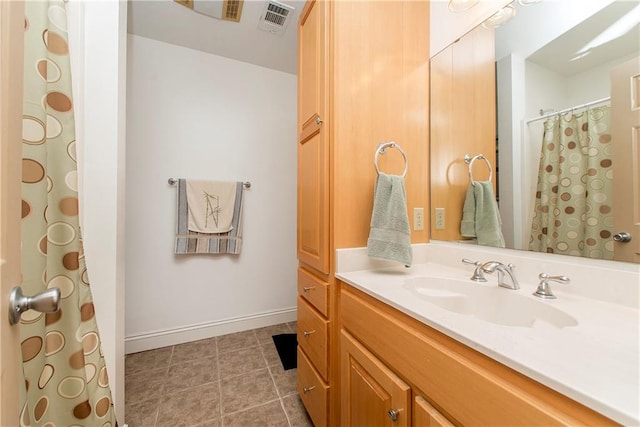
[296,1,430,425]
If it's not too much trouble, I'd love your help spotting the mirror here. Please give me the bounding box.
[430,0,640,263]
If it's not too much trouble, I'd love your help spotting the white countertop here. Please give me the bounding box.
[336,244,640,426]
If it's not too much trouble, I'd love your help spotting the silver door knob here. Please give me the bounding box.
[613,232,632,243]
[9,286,61,326]
[315,116,323,125]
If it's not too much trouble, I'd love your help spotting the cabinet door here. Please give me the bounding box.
[297,0,329,273]
[341,330,411,427]
[413,396,454,427]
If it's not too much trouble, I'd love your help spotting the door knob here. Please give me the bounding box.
[9,286,61,326]
[613,232,632,243]
[387,408,400,422]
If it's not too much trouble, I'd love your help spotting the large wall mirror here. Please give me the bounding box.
[430,0,640,263]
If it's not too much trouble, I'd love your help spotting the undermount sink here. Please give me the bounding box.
[403,277,578,328]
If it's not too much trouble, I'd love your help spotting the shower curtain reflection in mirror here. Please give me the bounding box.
[529,105,614,260]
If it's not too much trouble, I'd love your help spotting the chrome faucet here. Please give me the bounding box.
[481,261,520,290]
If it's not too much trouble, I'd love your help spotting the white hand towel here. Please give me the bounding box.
[186,180,238,233]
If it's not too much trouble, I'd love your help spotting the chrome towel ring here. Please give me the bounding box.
[464,154,492,185]
[375,141,408,178]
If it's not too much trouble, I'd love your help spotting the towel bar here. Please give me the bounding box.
[464,154,492,185]
[168,178,251,189]
[375,141,408,178]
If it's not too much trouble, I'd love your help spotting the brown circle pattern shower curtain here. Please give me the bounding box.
[20,1,116,425]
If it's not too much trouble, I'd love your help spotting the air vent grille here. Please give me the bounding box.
[223,0,243,22]
[264,3,289,26]
[258,0,294,35]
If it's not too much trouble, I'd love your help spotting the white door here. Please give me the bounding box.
[0,1,25,424]
[611,56,640,263]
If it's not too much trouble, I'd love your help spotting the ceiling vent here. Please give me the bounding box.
[258,0,295,36]
[175,0,245,23]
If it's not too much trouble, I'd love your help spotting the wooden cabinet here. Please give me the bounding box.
[298,0,329,274]
[341,330,411,427]
[340,282,616,426]
[296,1,430,425]
[430,23,497,241]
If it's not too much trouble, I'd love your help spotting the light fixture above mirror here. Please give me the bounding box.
[448,0,480,13]
[482,5,516,29]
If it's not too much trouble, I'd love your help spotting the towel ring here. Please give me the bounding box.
[375,142,408,178]
[464,154,492,185]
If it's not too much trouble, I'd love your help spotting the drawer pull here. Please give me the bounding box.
[303,330,316,337]
[303,385,316,393]
[387,408,400,422]
[303,286,316,292]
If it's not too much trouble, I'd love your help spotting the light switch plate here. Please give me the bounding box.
[413,208,424,231]
[435,208,445,230]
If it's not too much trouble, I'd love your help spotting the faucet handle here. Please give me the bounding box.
[461,258,487,282]
[533,273,570,299]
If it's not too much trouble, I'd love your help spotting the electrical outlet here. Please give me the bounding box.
[435,208,445,230]
[413,207,424,231]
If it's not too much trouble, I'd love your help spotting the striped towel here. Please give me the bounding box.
[175,179,244,255]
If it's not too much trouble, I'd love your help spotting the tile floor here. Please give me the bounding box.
[124,322,314,427]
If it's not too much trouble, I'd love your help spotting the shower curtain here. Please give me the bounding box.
[20,1,116,425]
[529,105,614,260]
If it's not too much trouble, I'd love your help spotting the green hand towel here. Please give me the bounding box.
[367,173,413,266]
[460,181,505,248]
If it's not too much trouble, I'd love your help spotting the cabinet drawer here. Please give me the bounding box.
[414,396,454,427]
[297,346,329,427]
[298,267,329,316]
[297,296,329,381]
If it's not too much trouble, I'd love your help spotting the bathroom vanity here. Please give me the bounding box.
[335,243,639,426]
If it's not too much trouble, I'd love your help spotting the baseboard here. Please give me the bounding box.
[124,307,297,354]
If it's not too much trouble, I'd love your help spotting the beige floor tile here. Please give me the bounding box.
[287,321,297,332]
[165,355,218,393]
[217,330,259,354]
[125,347,173,376]
[222,400,289,427]
[260,341,283,367]
[220,368,278,415]
[171,338,216,364]
[125,367,168,405]
[218,346,267,379]
[281,395,313,427]
[124,398,159,427]
[156,382,221,427]
[193,419,222,427]
[269,364,297,397]
[254,323,294,344]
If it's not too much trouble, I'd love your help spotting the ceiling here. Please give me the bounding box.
[496,0,640,77]
[527,1,640,77]
[127,0,304,75]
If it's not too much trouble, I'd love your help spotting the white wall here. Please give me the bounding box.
[67,0,127,422]
[125,35,297,352]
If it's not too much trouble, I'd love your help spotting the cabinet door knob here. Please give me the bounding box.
[315,116,323,125]
[303,385,315,393]
[303,286,316,292]
[303,330,316,337]
[387,408,400,422]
